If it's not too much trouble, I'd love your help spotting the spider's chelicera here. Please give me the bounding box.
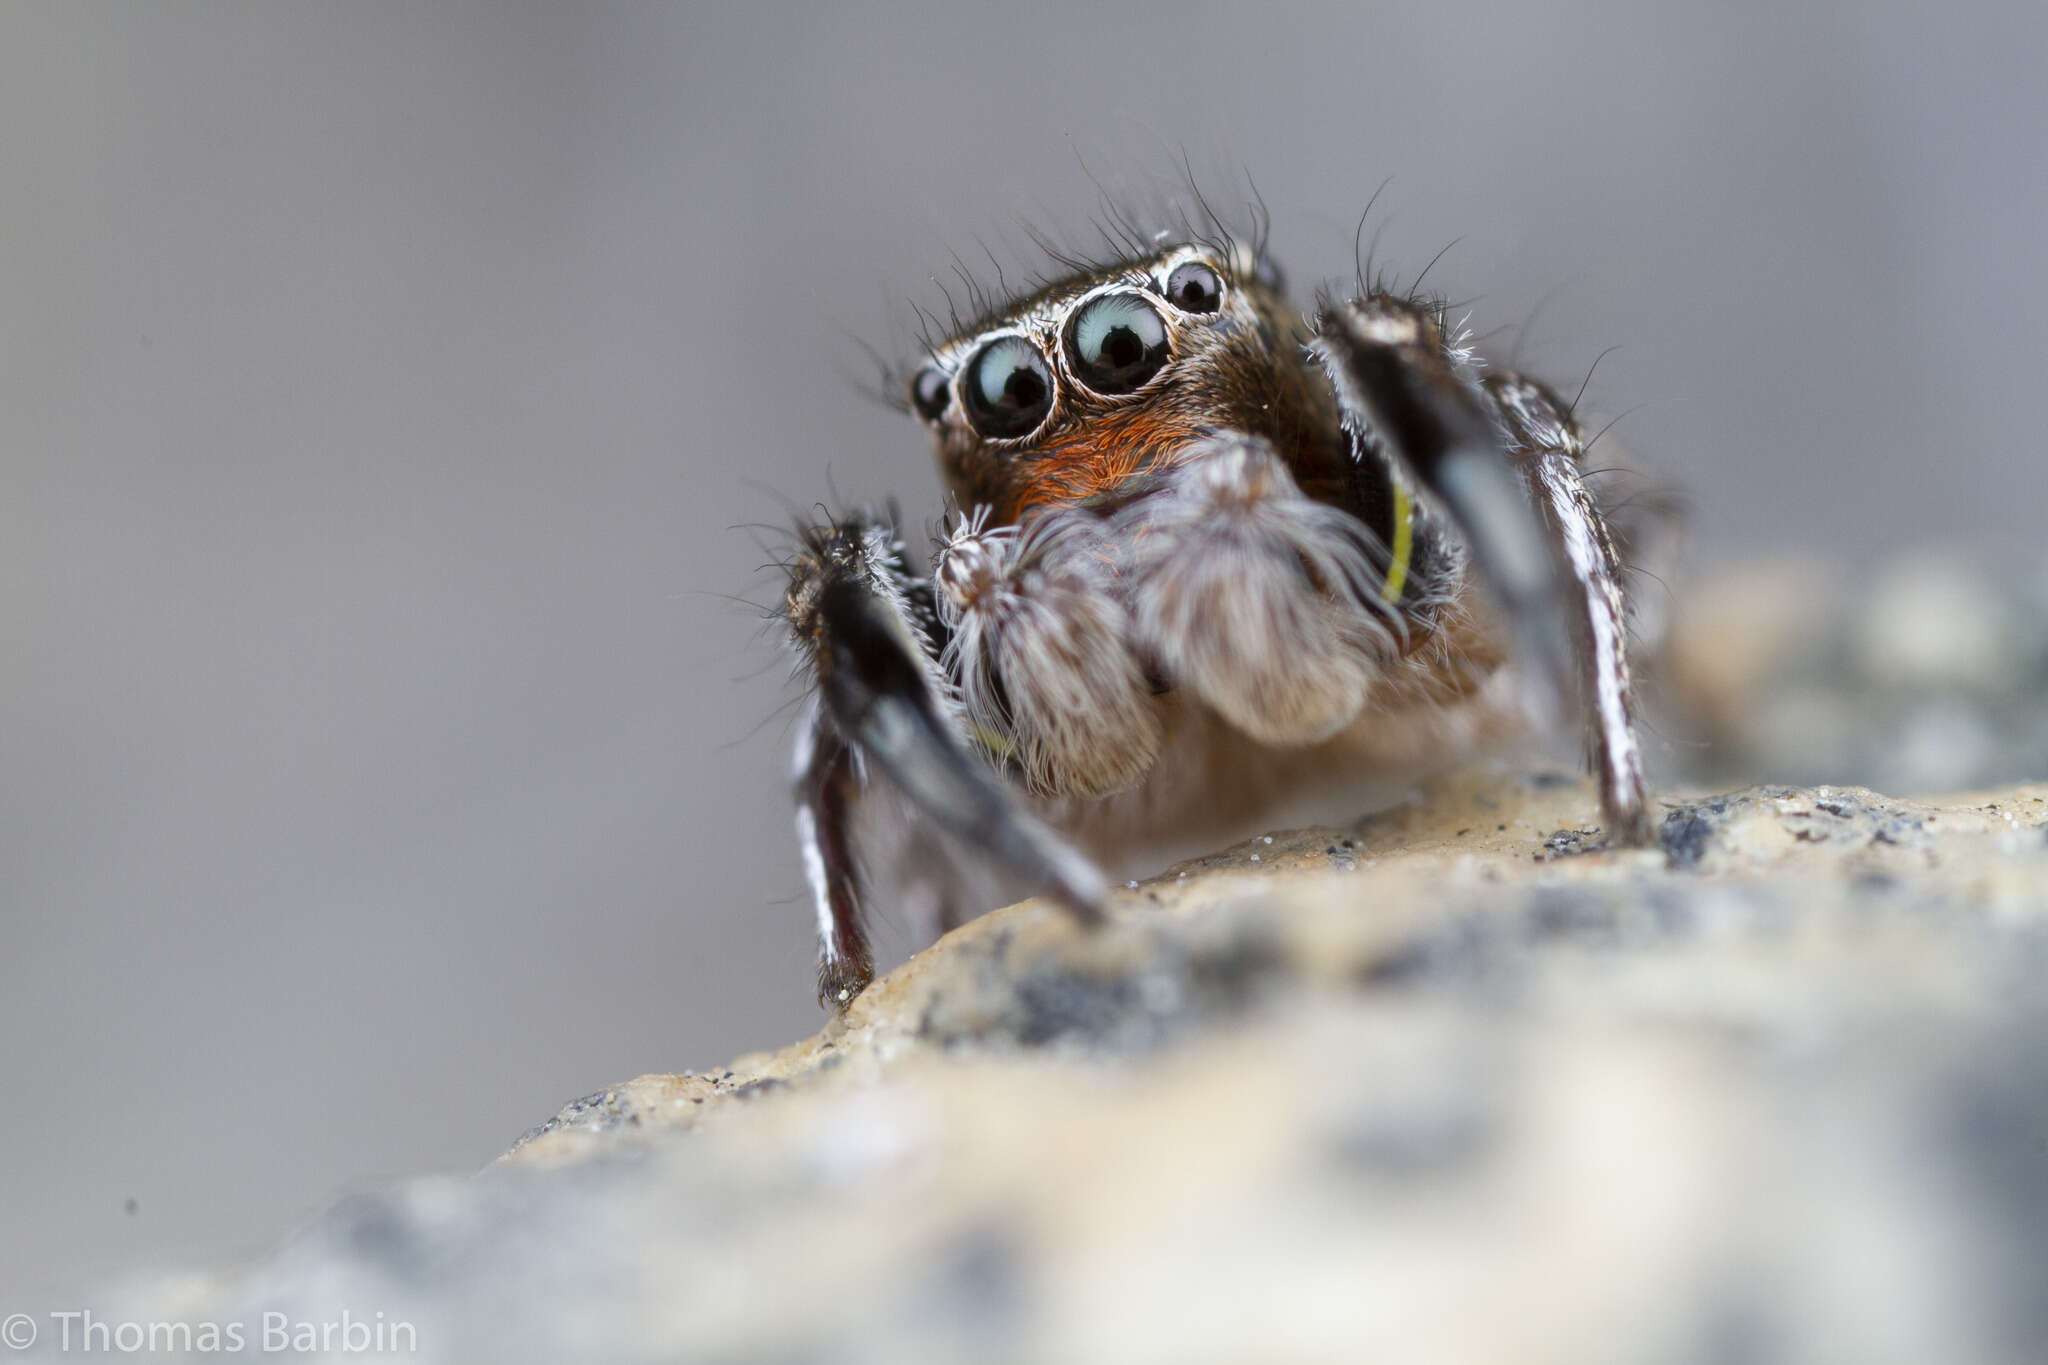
[779,225,1674,1008]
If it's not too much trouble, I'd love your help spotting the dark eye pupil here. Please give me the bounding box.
[1164,261,1222,314]
[1101,327,1144,368]
[963,336,1054,439]
[1064,293,1170,395]
[1001,366,1044,408]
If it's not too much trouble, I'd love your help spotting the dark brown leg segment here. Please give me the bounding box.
[792,709,875,1008]
[1485,373,1655,845]
[1310,294,1577,717]
[1306,291,1654,846]
[783,512,1106,1009]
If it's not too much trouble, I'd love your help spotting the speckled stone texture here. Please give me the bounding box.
[70,770,2048,1364]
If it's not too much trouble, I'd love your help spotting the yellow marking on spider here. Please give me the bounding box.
[1381,479,1415,603]
[972,724,1017,759]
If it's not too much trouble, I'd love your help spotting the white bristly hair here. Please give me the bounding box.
[1115,435,1406,747]
[935,508,1162,798]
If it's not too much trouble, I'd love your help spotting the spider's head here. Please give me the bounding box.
[905,242,1336,523]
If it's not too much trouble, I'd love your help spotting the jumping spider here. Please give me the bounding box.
[779,213,1675,1008]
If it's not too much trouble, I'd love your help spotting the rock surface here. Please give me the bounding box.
[63,769,2048,1364]
[44,773,2048,1358]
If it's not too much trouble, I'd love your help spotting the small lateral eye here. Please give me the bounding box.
[911,364,951,421]
[1163,259,1224,314]
[1064,292,1169,395]
[963,336,1055,439]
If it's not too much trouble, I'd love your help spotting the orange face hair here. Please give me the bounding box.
[1000,407,1211,521]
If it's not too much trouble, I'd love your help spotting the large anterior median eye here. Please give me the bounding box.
[964,336,1055,439]
[1064,292,1169,395]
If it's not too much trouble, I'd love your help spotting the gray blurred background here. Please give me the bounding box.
[3,0,2042,1304]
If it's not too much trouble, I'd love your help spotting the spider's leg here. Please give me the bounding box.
[791,701,873,1008]
[1480,373,1654,843]
[1310,295,1575,717]
[784,513,1105,1006]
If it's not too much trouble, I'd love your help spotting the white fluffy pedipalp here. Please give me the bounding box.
[934,509,1162,799]
[1116,436,1405,747]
